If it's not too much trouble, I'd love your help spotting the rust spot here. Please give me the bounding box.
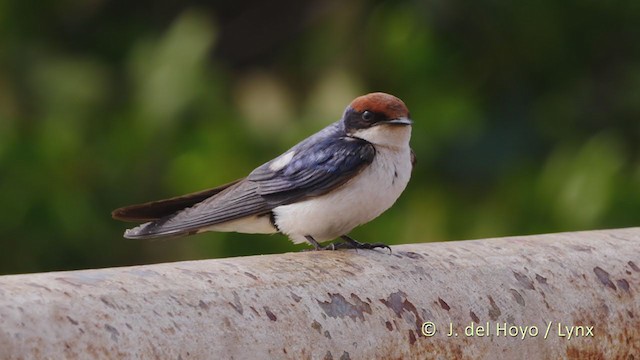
[340,351,351,360]
[470,311,480,323]
[627,310,634,318]
[488,296,501,321]
[243,272,258,280]
[380,291,423,328]
[162,326,175,335]
[566,346,604,359]
[540,292,551,310]
[26,283,52,292]
[228,292,244,315]
[399,251,423,259]
[438,298,450,311]
[264,306,277,321]
[290,292,302,302]
[408,330,417,345]
[629,261,640,272]
[100,296,117,309]
[199,300,209,311]
[381,291,406,316]
[569,244,594,252]
[535,274,547,285]
[317,293,372,321]
[510,289,525,306]
[513,271,535,290]
[67,316,79,325]
[323,351,333,360]
[593,267,617,290]
[55,278,83,288]
[311,320,322,333]
[616,279,630,292]
[169,295,183,305]
[385,321,393,331]
[411,266,428,277]
[104,324,119,342]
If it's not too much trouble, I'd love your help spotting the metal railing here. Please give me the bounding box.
[1,228,638,359]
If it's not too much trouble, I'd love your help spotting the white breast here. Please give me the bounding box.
[273,127,412,244]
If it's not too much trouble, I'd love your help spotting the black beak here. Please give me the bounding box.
[377,117,413,126]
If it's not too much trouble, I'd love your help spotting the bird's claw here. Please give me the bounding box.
[302,235,391,252]
[339,235,392,253]
[342,241,392,253]
[300,241,337,251]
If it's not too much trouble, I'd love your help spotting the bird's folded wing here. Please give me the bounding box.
[126,180,269,238]
[249,136,376,204]
[123,136,375,239]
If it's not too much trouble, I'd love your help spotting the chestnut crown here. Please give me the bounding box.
[342,92,410,130]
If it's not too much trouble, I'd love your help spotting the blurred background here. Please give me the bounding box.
[1,0,639,274]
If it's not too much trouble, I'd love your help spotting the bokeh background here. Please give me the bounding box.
[1,0,639,274]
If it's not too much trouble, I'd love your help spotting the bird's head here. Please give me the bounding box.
[342,92,412,147]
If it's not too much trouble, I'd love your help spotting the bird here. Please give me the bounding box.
[112,92,415,251]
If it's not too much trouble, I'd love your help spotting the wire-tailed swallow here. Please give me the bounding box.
[113,92,415,250]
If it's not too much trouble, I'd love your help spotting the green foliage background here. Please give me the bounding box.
[1,1,639,274]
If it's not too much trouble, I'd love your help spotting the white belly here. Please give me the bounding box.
[273,146,412,244]
[200,214,277,234]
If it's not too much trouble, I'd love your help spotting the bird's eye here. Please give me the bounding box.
[362,111,374,121]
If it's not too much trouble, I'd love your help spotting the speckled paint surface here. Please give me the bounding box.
[0,228,638,359]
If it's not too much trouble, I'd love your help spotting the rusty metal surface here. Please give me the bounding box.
[0,228,638,359]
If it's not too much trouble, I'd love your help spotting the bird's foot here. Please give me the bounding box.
[302,235,391,252]
[303,235,340,251]
[300,243,340,251]
[340,235,392,253]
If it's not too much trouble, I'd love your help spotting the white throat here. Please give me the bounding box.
[348,124,412,150]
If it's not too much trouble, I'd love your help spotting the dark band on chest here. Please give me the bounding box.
[269,211,281,232]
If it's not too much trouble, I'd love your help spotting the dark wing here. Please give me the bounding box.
[249,136,376,205]
[122,135,375,239]
[112,179,242,221]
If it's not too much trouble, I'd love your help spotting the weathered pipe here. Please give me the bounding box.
[0,228,638,359]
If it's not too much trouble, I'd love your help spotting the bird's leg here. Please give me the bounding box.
[305,235,336,251]
[339,235,392,253]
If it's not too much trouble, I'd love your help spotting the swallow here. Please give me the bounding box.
[113,92,415,251]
